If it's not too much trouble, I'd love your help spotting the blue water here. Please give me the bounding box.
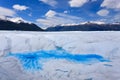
[8,47,109,71]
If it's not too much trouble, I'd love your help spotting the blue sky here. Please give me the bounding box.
[0,0,120,28]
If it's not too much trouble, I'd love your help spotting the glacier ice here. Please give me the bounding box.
[0,31,120,80]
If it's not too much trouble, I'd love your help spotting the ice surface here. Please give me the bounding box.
[0,31,120,80]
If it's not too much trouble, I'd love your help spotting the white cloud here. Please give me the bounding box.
[101,0,120,10]
[64,11,68,14]
[13,4,29,11]
[45,10,56,17]
[0,6,15,19]
[69,0,89,7]
[28,13,32,17]
[91,0,97,2]
[112,13,120,22]
[0,6,30,24]
[36,10,82,28]
[39,0,57,7]
[99,13,120,23]
[97,9,109,16]
[0,15,6,19]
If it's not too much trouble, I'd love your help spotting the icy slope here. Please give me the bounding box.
[0,31,120,80]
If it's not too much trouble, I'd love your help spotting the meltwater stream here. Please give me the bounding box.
[7,47,109,71]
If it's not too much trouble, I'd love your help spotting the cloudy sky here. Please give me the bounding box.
[0,0,120,28]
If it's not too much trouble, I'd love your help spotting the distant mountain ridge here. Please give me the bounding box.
[1,19,120,31]
[0,19,44,31]
[46,22,120,31]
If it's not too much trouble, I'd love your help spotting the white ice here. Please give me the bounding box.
[0,31,120,80]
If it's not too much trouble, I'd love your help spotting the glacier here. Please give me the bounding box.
[0,31,120,80]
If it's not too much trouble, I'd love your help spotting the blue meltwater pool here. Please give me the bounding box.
[7,47,110,71]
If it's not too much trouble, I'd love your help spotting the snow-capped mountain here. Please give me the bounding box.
[0,18,44,31]
[7,17,31,24]
[60,21,105,26]
[46,21,120,31]
[0,16,31,24]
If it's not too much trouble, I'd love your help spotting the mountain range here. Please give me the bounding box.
[46,22,120,31]
[0,19,120,31]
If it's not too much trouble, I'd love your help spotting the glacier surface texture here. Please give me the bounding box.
[0,31,120,80]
